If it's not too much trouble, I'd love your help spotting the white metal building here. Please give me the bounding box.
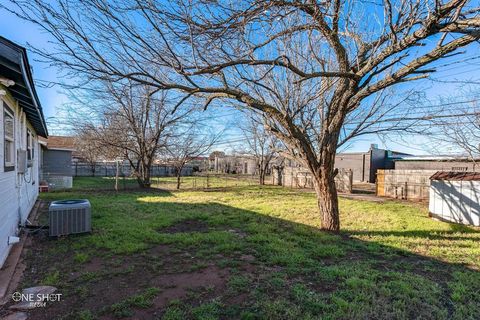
[0,36,48,267]
[429,172,480,227]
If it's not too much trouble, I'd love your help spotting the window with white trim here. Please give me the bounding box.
[4,105,15,169]
[27,128,34,166]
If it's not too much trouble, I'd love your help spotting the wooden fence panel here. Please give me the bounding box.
[376,170,385,196]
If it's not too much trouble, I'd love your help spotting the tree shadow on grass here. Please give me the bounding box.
[10,195,480,320]
[347,228,480,241]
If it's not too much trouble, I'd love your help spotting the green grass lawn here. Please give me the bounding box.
[11,178,480,320]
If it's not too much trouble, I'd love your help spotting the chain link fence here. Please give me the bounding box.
[71,173,262,191]
[152,173,259,190]
[72,162,192,177]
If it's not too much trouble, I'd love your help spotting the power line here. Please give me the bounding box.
[346,111,480,126]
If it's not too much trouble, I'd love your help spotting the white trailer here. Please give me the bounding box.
[429,172,480,227]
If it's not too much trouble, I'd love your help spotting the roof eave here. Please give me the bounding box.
[0,36,48,137]
[19,46,48,137]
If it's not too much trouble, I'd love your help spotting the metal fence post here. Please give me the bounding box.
[115,160,119,191]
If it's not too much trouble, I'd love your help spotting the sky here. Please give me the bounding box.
[0,4,479,155]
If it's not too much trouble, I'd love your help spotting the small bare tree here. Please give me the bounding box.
[164,126,218,189]
[74,128,104,176]
[241,116,280,185]
[429,93,480,164]
[75,81,190,188]
[7,0,480,231]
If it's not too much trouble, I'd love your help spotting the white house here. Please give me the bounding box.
[0,36,48,267]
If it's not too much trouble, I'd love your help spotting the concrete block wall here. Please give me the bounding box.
[377,170,437,201]
[283,167,353,193]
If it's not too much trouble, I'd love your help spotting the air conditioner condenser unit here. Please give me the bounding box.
[49,199,91,237]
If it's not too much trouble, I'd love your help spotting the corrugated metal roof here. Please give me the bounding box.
[0,36,48,137]
[430,171,480,181]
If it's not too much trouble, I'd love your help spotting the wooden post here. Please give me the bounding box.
[115,160,119,191]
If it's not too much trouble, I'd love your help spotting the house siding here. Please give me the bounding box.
[41,149,73,189]
[0,95,40,267]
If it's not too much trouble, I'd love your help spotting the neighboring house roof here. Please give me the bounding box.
[430,171,480,181]
[38,136,75,151]
[0,36,48,137]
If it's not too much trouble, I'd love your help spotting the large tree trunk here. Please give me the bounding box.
[313,171,340,231]
[311,131,341,231]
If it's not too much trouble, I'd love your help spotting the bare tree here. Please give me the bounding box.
[77,81,190,188]
[429,92,480,163]
[241,116,280,185]
[6,0,480,230]
[444,115,480,162]
[164,125,218,189]
[74,128,104,176]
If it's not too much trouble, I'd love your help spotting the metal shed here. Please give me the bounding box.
[429,172,480,226]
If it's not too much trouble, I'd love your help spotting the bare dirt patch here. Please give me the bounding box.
[3,218,239,320]
[152,264,229,308]
[84,256,104,272]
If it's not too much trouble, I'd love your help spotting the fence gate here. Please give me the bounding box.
[376,170,385,196]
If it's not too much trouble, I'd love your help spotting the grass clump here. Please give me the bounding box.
[73,252,90,263]
[41,270,61,286]
[191,300,222,320]
[104,287,160,318]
